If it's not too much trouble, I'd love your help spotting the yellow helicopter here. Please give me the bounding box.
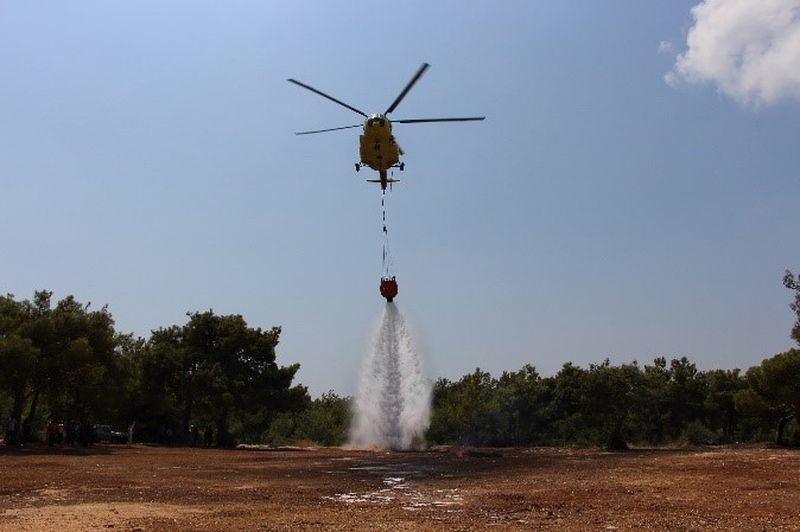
[289,63,484,190]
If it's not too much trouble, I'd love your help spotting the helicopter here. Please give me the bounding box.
[288,63,484,191]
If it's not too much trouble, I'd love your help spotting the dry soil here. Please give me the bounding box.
[1,444,798,531]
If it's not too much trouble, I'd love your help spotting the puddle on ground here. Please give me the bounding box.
[323,457,462,512]
[323,472,463,512]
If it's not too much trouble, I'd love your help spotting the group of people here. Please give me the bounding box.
[4,415,214,448]
[159,424,215,447]
[0,417,56,447]
[3,417,125,447]
[45,419,97,447]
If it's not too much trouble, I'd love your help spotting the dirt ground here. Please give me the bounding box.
[1,444,798,531]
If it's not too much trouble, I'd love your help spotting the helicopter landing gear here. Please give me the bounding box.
[355,163,360,172]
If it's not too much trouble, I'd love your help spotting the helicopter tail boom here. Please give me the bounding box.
[367,170,399,191]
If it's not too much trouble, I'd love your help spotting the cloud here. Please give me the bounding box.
[658,40,675,54]
[667,0,800,106]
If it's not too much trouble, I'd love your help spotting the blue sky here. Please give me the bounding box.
[2,1,798,395]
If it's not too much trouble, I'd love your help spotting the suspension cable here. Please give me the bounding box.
[381,190,393,278]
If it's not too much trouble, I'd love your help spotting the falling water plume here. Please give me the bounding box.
[349,303,431,449]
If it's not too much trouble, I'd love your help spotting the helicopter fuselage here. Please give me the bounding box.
[359,114,400,172]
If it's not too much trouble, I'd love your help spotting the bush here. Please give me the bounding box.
[262,392,350,447]
[685,420,717,445]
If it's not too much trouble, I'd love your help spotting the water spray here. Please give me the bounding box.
[349,303,431,449]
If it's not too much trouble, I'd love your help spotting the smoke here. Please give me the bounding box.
[349,303,431,450]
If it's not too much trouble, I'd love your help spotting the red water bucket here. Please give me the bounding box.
[379,277,398,302]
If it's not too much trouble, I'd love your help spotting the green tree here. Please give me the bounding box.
[495,364,544,445]
[264,392,348,446]
[734,378,776,442]
[181,311,306,447]
[51,298,119,423]
[548,363,589,444]
[296,392,349,446]
[582,360,643,450]
[14,291,54,437]
[784,270,800,344]
[665,357,707,439]
[632,357,671,444]
[703,369,747,442]
[0,291,123,441]
[0,334,39,443]
[108,333,147,428]
[743,349,800,445]
[427,369,501,445]
[0,293,44,438]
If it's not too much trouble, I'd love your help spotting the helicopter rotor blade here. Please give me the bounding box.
[385,63,430,115]
[392,117,486,124]
[294,124,363,135]
[287,79,368,117]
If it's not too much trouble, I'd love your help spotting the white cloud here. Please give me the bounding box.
[664,71,679,87]
[658,40,675,54]
[667,0,800,106]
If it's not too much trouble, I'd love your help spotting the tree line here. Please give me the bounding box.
[426,351,799,449]
[0,291,307,447]
[2,271,799,449]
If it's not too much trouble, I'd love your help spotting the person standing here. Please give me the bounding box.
[47,419,59,446]
[6,417,18,446]
[127,422,135,447]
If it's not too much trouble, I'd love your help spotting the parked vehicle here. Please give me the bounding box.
[93,424,126,443]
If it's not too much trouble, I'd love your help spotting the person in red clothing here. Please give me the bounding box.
[47,419,59,447]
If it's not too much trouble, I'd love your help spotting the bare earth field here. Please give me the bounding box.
[1,444,798,531]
